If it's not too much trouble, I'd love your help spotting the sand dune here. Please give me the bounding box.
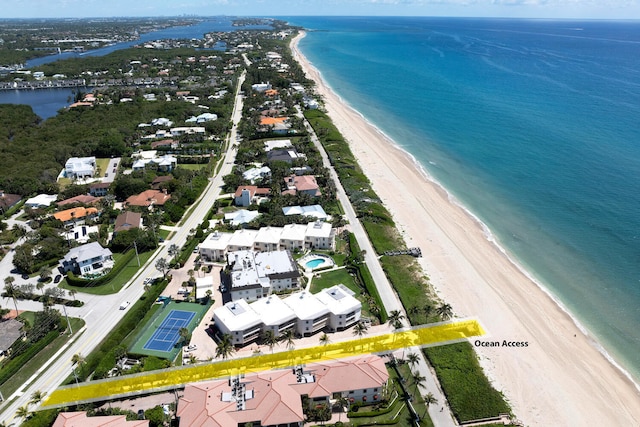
[291,31,640,426]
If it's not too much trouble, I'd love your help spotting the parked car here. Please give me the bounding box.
[137,409,145,420]
[119,301,130,310]
[53,274,62,284]
[184,344,197,352]
[21,273,29,280]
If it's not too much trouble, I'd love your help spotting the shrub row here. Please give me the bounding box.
[66,249,136,287]
[0,330,59,386]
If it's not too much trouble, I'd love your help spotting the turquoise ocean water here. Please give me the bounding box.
[284,16,640,382]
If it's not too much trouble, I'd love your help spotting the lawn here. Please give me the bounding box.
[178,163,208,171]
[310,268,357,293]
[95,158,111,177]
[59,250,155,295]
[0,317,85,398]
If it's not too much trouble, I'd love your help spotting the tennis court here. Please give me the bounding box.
[143,310,195,352]
[129,301,210,360]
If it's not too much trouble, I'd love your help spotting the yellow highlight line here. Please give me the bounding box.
[42,319,484,408]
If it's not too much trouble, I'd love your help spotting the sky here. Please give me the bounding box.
[2,0,640,19]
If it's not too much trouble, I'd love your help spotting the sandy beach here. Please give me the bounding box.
[291,31,640,426]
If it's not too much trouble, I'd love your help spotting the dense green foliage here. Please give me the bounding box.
[424,343,511,422]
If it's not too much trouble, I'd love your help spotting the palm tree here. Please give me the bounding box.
[38,267,51,282]
[388,309,405,330]
[422,392,438,417]
[71,353,85,366]
[36,281,45,296]
[319,332,330,346]
[168,244,179,264]
[279,329,296,350]
[423,304,434,320]
[436,303,453,321]
[3,277,19,314]
[155,257,170,279]
[15,405,31,422]
[188,354,198,364]
[187,269,196,286]
[179,327,190,346]
[68,289,77,301]
[412,371,427,395]
[215,334,235,360]
[29,390,46,406]
[353,321,369,339]
[335,395,349,422]
[406,352,420,370]
[262,330,278,353]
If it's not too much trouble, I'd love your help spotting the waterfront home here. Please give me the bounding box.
[266,148,305,164]
[315,285,362,332]
[282,204,328,221]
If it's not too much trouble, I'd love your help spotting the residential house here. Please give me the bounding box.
[53,207,99,227]
[0,192,21,214]
[125,190,171,208]
[56,194,100,207]
[132,154,177,172]
[251,82,272,92]
[185,112,218,123]
[200,231,234,262]
[224,209,261,226]
[0,319,23,356]
[282,205,328,221]
[266,149,304,165]
[114,211,143,233]
[263,139,292,152]
[259,117,291,135]
[59,241,113,276]
[170,126,205,137]
[53,411,148,427]
[242,166,271,184]
[150,175,174,190]
[65,156,96,179]
[25,194,57,208]
[282,175,321,197]
[233,185,271,207]
[64,224,99,244]
[89,182,110,197]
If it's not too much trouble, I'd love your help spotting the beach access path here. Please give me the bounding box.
[291,31,640,427]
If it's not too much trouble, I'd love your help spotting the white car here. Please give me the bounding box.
[184,344,197,352]
[119,301,130,310]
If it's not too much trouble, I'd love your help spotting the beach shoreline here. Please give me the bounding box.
[291,30,640,426]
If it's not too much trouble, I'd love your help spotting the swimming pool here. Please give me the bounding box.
[298,254,335,272]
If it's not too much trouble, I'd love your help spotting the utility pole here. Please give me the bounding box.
[134,241,140,267]
[62,304,73,335]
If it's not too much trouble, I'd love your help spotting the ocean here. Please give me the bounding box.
[284,16,640,382]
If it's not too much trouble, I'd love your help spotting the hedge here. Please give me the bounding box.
[0,330,59,386]
[66,249,136,287]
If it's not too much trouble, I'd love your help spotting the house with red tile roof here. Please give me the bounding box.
[125,190,171,208]
[114,211,143,233]
[282,175,321,197]
[53,411,148,427]
[176,356,389,427]
[56,194,101,207]
[53,207,99,227]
